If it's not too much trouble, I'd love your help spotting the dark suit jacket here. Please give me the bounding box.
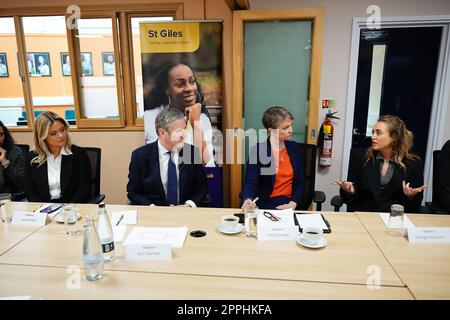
[26,144,91,203]
[241,140,306,208]
[127,141,208,206]
[438,140,450,212]
[341,152,424,212]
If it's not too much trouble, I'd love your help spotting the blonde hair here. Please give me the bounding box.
[31,111,71,166]
[366,115,419,169]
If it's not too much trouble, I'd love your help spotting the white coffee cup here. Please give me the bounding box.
[221,215,239,231]
[301,227,323,246]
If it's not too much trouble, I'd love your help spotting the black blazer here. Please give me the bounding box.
[341,152,424,212]
[240,140,306,208]
[26,144,91,203]
[127,141,208,206]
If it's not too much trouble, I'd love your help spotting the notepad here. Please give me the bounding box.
[295,213,331,233]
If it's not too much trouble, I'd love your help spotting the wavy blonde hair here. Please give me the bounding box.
[31,111,71,166]
[366,115,419,169]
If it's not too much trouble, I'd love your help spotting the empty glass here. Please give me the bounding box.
[244,206,258,237]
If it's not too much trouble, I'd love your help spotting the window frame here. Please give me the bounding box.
[0,3,183,131]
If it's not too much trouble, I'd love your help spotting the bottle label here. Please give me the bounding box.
[102,242,115,253]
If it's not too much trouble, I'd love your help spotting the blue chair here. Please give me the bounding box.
[34,110,44,118]
[65,109,76,125]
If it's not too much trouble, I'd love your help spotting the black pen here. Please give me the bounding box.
[116,214,124,226]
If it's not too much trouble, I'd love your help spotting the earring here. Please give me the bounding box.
[167,95,171,107]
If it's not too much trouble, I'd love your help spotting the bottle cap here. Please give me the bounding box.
[99,202,105,209]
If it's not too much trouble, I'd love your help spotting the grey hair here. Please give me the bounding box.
[262,106,294,130]
[155,108,184,135]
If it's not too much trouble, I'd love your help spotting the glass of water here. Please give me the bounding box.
[63,205,80,235]
[388,204,405,230]
[244,206,258,237]
[0,193,12,223]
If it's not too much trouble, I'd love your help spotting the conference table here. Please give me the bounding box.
[0,202,448,300]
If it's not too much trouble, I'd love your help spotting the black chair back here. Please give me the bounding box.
[297,143,317,210]
[432,150,441,206]
[84,147,105,204]
[14,144,30,157]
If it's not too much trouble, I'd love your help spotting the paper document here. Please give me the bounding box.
[112,225,127,242]
[123,226,189,248]
[111,210,137,225]
[0,296,32,300]
[296,213,329,231]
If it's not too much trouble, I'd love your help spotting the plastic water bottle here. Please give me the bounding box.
[95,203,115,262]
[83,214,104,281]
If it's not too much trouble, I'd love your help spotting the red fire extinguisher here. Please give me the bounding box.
[319,111,339,167]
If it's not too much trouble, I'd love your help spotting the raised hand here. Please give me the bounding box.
[334,180,355,194]
[402,181,427,198]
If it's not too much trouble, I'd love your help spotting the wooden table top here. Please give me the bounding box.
[356,212,450,300]
[0,203,403,288]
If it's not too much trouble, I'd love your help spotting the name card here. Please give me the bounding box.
[126,243,172,260]
[12,211,47,226]
[407,227,450,244]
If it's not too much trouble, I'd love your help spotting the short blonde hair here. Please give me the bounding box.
[31,111,71,166]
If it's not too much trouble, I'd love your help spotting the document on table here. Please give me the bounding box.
[111,210,137,225]
[295,213,330,232]
[258,209,295,227]
[123,226,189,248]
[0,296,32,300]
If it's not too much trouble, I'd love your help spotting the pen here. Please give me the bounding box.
[252,197,259,204]
[116,214,124,226]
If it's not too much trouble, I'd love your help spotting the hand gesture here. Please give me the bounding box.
[241,198,257,211]
[334,180,355,194]
[276,201,297,210]
[0,147,6,162]
[185,103,201,126]
[402,181,427,198]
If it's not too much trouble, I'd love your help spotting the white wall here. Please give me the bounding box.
[251,0,450,210]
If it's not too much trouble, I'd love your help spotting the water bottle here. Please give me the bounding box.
[83,214,104,281]
[95,202,115,262]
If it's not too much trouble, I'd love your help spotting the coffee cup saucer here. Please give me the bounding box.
[217,223,243,235]
[296,235,327,249]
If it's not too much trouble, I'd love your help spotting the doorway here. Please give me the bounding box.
[343,16,450,203]
[352,27,442,159]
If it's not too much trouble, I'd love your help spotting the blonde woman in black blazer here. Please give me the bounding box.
[26,111,91,203]
[336,115,427,213]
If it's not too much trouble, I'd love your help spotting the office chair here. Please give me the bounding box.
[84,147,106,204]
[330,147,366,212]
[425,150,448,214]
[297,143,326,210]
[9,144,30,201]
[14,144,30,156]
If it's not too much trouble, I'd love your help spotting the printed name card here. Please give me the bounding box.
[12,211,47,226]
[126,243,172,260]
[407,227,450,244]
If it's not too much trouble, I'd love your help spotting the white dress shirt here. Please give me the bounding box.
[144,107,215,167]
[47,146,72,200]
[157,140,196,208]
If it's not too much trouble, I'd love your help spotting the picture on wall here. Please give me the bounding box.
[0,53,9,77]
[61,52,93,76]
[81,52,93,76]
[60,52,71,76]
[102,52,115,76]
[27,52,51,76]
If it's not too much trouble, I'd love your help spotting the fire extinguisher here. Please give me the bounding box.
[318,111,340,167]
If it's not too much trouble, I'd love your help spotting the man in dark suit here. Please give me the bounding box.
[127,108,208,206]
